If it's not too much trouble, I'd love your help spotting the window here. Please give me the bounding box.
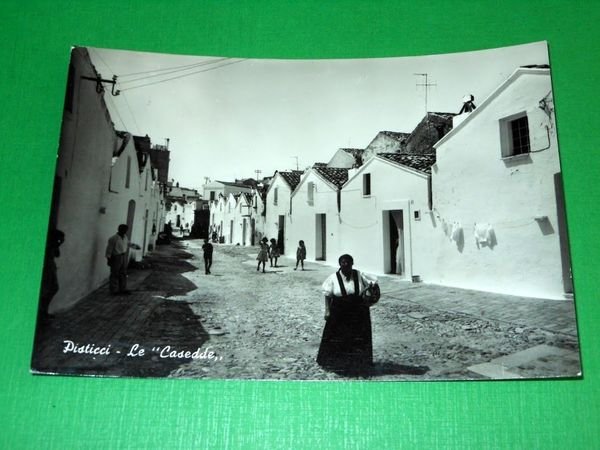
[273,187,278,206]
[363,173,371,196]
[510,116,530,155]
[500,113,531,157]
[414,210,421,221]
[307,182,314,205]
[210,191,215,201]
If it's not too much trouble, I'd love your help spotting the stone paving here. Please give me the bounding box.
[30,239,582,381]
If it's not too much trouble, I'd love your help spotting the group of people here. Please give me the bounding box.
[104,224,381,376]
[255,238,307,273]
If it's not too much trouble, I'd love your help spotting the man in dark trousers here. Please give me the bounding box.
[202,238,213,274]
[106,224,131,295]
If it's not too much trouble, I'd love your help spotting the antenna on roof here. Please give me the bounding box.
[414,73,436,116]
[291,156,299,171]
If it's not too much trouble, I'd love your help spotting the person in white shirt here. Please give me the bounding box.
[105,224,131,295]
[316,254,378,375]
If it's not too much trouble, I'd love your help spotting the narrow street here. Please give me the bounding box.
[171,241,580,381]
[32,240,580,381]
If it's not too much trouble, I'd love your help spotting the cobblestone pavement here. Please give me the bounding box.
[171,241,581,381]
[31,240,581,381]
[31,244,205,378]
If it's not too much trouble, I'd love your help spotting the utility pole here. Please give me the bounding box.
[414,73,436,116]
[254,169,262,182]
[291,156,299,171]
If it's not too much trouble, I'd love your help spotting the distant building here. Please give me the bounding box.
[164,183,200,233]
[203,180,253,202]
[264,170,303,254]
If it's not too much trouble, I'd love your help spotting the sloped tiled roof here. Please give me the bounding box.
[314,167,349,189]
[241,192,253,205]
[428,112,456,121]
[381,131,411,142]
[215,180,253,188]
[378,153,436,174]
[278,170,304,190]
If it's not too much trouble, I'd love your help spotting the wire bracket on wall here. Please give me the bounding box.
[81,74,120,96]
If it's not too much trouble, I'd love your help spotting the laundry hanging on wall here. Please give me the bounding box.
[474,222,496,248]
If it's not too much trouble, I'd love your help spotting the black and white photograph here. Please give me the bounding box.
[31,41,582,381]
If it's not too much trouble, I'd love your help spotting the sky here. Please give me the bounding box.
[89,41,549,192]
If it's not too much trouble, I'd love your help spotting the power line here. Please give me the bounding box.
[118,57,229,77]
[105,94,128,131]
[120,91,141,135]
[119,59,246,92]
[118,57,231,84]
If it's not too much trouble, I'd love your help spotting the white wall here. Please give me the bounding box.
[264,175,293,253]
[339,157,430,277]
[50,48,119,312]
[429,69,566,299]
[289,170,341,264]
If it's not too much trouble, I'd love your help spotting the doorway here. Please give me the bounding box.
[126,200,136,241]
[315,213,326,260]
[388,210,405,275]
[278,215,285,254]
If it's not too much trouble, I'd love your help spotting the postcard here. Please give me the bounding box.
[31,41,581,380]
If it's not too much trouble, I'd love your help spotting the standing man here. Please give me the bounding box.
[106,224,131,295]
[202,238,213,274]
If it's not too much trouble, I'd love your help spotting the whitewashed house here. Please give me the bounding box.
[249,188,267,245]
[48,47,121,312]
[203,180,252,202]
[263,170,303,255]
[227,192,253,245]
[427,66,571,299]
[105,132,145,260]
[44,48,165,312]
[209,194,227,241]
[338,153,435,278]
[164,185,199,234]
[133,150,164,257]
[289,166,349,264]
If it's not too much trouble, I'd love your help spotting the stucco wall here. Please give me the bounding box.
[264,175,293,253]
[429,70,566,298]
[50,48,118,312]
[339,158,430,277]
[289,171,341,265]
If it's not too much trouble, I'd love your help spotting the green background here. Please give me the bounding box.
[2,1,599,448]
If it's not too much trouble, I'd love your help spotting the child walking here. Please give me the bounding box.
[256,237,269,273]
[294,240,306,270]
[269,238,280,267]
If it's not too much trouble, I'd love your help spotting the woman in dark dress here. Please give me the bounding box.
[316,254,378,375]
